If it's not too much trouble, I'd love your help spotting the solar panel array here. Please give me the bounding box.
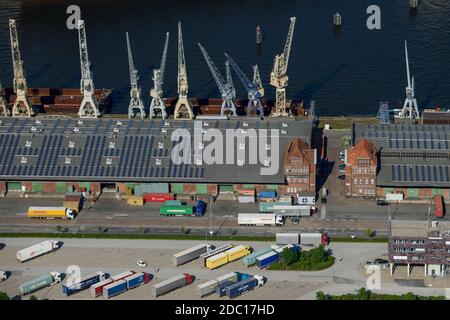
[0,117,311,182]
[390,164,450,182]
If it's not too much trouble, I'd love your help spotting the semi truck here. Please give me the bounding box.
[300,232,329,246]
[216,273,251,297]
[172,243,213,266]
[196,272,239,298]
[434,195,445,218]
[225,275,265,299]
[206,245,251,269]
[276,233,299,245]
[62,271,106,296]
[103,279,127,299]
[159,201,206,217]
[28,207,76,220]
[19,271,61,295]
[243,246,273,266]
[92,272,151,298]
[16,240,60,262]
[151,273,193,297]
[91,279,114,298]
[238,214,284,226]
[199,244,234,266]
[256,251,279,269]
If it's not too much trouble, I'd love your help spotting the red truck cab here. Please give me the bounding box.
[434,195,445,218]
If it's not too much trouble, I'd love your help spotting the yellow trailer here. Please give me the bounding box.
[206,252,228,270]
[224,245,251,262]
[127,196,144,206]
[28,207,75,220]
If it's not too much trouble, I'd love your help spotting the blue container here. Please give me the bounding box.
[255,251,279,269]
[125,274,145,289]
[62,273,104,296]
[258,191,276,198]
[226,277,258,299]
[216,280,234,297]
[194,201,207,216]
[104,280,127,298]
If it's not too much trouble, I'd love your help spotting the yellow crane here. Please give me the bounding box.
[270,17,296,117]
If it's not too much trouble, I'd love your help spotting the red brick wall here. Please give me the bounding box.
[116,183,127,193]
[207,184,218,195]
[90,182,101,193]
[43,182,56,193]
[183,184,197,195]
[0,182,6,192]
[22,182,32,192]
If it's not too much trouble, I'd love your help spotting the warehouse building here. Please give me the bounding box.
[0,117,314,200]
[352,123,450,200]
[388,219,450,277]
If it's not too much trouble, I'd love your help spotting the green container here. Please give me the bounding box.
[19,274,54,295]
[160,205,193,215]
[196,184,208,195]
[432,189,443,196]
[243,246,273,266]
[407,188,418,198]
[56,182,66,193]
[383,187,394,196]
[241,184,254,189]
[259,201,291,213]
[7,182,21,191]
[171,183,184,194]
[31,182,43,192]
[164,200,182,206]
[219,185,234,194]
[266,185,279,191]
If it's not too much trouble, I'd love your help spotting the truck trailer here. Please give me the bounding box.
[19,271,61,295]
[276,233,299,245]
[172,243,213,266]
[28,207,76,220]
[243,246,273,266]
[238,214,284,226]
[196,272,239,298]
[151,273,193,297]
[206,245,251,269]
[199,244,234,266]
[103,279,127,299]
[256,251,279,269]
[16,240,59,262]
[225,275,265,299]
[90,279,114,298]
[434,195,445,218]
[300,233,329,246]
[62,271,106,296]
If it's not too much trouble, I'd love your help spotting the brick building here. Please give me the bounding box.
[344,138,377,198]
[279,138,317,195]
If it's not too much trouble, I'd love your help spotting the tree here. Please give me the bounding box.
[366,228,373,238]
[29,295,38,301]
[0,291,10,300]
[316,291,330,300]
[281,247,297,266]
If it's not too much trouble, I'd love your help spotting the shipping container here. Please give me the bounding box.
[124,272,151,289]
[259,201,291,213]
[196,279,218,297]
[16,240,59,262]
[238,195,255,203]
[300,233,326,246]
[127,196,144,206]
[206,252,228,270]
[224,245,250,262]
[160,205,194,216]
[243,246,273,266]
[225,277,257,299]
[194,200,207,216]
[255,251,279,269]
[200,244,234,266]
[434,195,445,218]
[151,273,193,297]
[111,271,135,281]
[172,243,213,266]
[216,279,234,297]
[62,271,106,296]
[103,279,127,299]
[258,191,276,198]
[143,193,174,203]
[90,279,114,298]
[19,272,61,295]
[28,207,75,220]
[276,233,299,245]
[215,272,239,285]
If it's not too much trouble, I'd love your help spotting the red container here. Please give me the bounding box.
[434,195,445,218]
[143,193,174,203]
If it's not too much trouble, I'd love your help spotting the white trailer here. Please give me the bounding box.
[172,243,213,266]
[273,205,311,217]
[238,196,256,204]
[238,213,284,226]
[196,279,218,297]
[16,240,59,262]
[300,233,323,246]
[276,233,299,245]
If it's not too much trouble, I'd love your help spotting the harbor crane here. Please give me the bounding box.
[174,22,193,119]
[399,41,419,119]
[225,52,264,117]
[198,43,237,117]
[126,32,146,119]
[270,17,296,117]
[78,20,100,118]
[9,19,33,117]
[0,80,8,116]
[149,32,169,119]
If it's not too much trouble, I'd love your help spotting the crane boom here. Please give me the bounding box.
[174,21,193,119]
[9,19,33,117]
[126,32,145,119]
[198,43,237,116]
[399,40,419,119]
[77,20,100,118]
[150,32,169,119]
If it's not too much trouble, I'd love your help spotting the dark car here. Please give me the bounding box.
[338,175,345,180]
[0,243,4,250]
[376,199,389,206]
[338,164,346,170]
[374,258,389,265]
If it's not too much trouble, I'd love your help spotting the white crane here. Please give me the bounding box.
[174,22,193,119]
[149,32,169,119]
[399,41,419,119]
[270,17,296,117]
[78,20,100,118]
[126,32,146,119]
[199,43,237,116]
[9,19,33,117]
[225,52,264,117]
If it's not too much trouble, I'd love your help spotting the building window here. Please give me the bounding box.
[394,239,407,244]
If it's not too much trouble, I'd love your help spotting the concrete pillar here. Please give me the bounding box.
[390,263,393,276]
[407,263,410,277]
[424,264,427,276]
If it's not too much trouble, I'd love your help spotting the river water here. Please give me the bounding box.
[0,0,449,115]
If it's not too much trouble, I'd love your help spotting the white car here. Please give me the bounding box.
[0,269,7,281]
[136,260,147,268]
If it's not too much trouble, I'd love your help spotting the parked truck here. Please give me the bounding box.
[19,271,61,295]
[276,233,299,245]
[103,279,127,299]
[256,251,279,269]
[196,279,219,298]
[92,272,151,298]
[238,214,284,227]
[206,245,251,269]
[90,278,114,298]
[199,244,234,266]
[28,207,76,220]
[434,195,445,218]
[16,240,60,262]
[225,275,265,299]
[243,246,273,266]
[151,273,193,297]
[172,243,213,266]
[300,232,329,246]
[160,201,206,217]
[62,271,106,296]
